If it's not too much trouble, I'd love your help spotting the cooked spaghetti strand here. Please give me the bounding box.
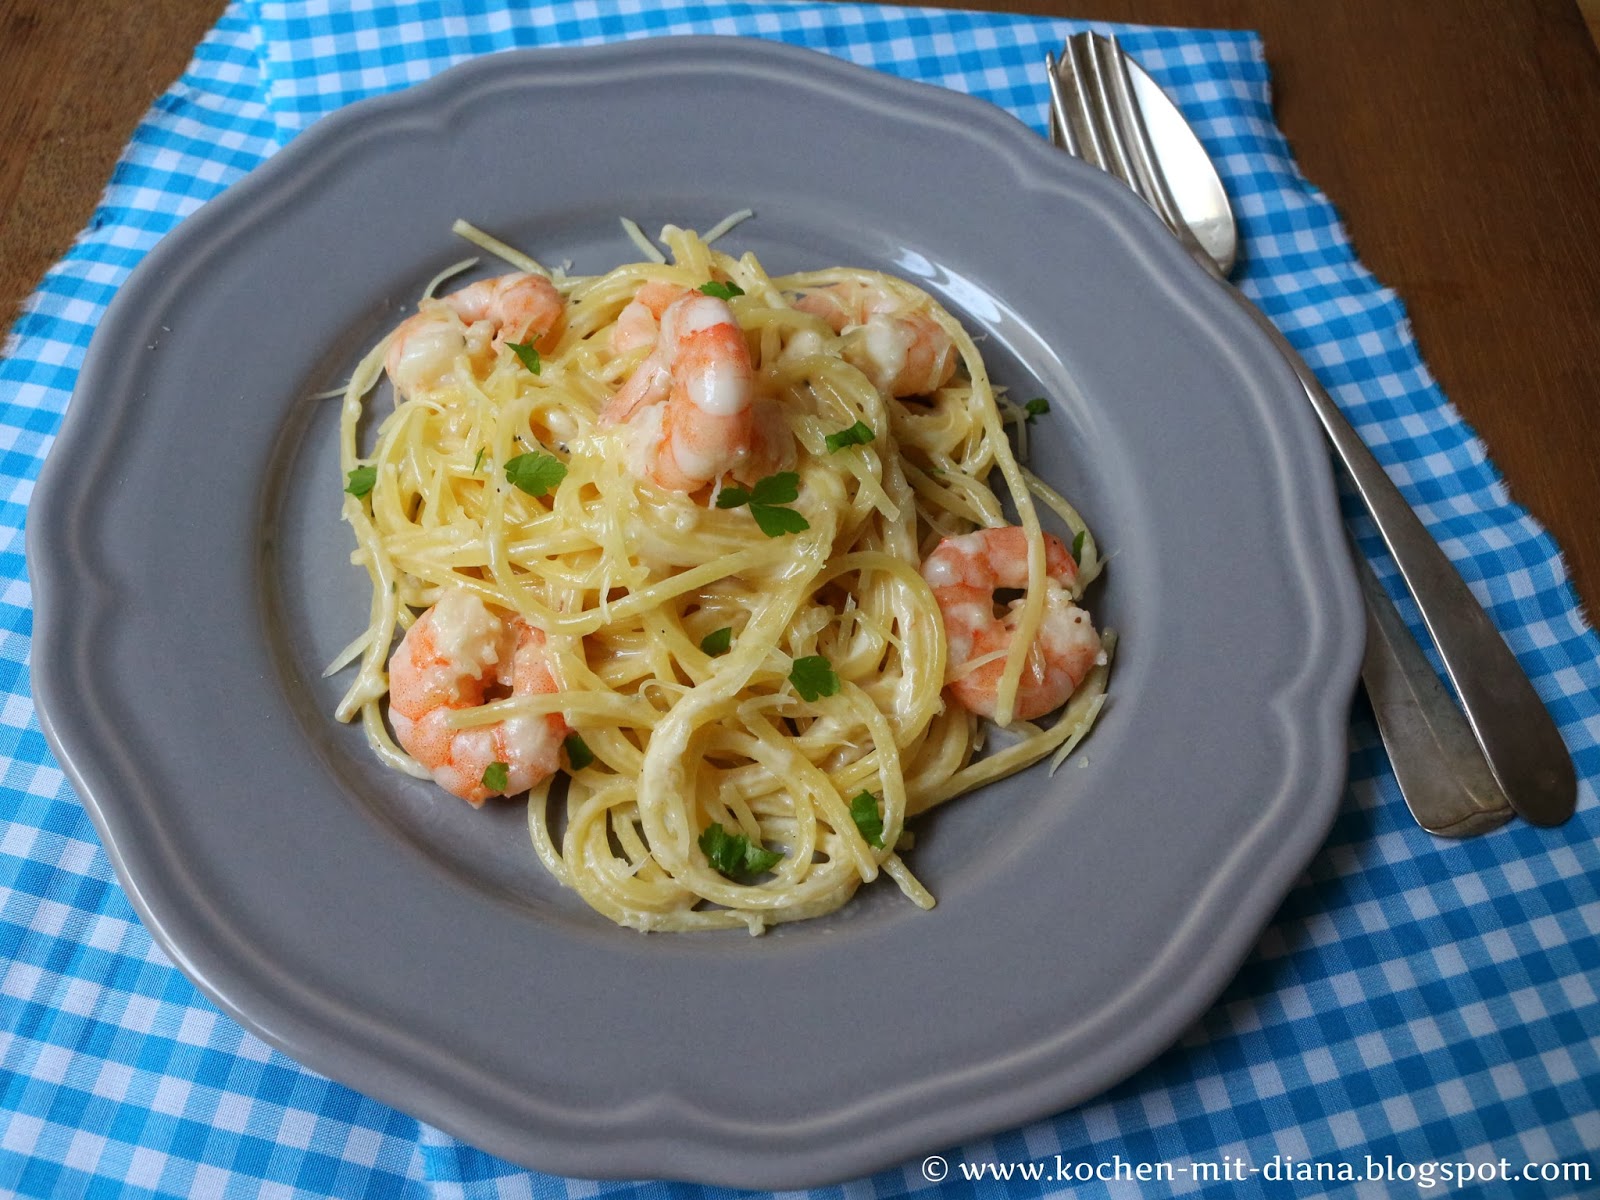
[331,220,1112,931]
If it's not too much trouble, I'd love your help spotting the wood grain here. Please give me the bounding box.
[3,0,1598,618]
[1058,0,1600,618]
[0,0,229,318]
[889,1,1600,618]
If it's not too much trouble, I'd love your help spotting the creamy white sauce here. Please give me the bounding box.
[622,404,666,479]
[777,329,825,367]
[543,409,579,442]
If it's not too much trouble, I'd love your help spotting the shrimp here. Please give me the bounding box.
[387,586,568,806]
[921,526,1102,722]
[794,280,958,398]
[611,279,687,356]
[599,288,754,492]
[386,271,565,400]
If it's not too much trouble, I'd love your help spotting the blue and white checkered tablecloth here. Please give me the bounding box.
[4,2,1598,1196]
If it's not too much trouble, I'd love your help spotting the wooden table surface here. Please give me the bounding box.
[5,0,1599,615]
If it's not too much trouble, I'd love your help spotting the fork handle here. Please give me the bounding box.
[1224,286,1575,826]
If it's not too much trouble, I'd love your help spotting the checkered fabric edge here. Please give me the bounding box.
[1,3,1596,1198]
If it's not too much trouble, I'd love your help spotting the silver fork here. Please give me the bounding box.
[1044,33,1574,833]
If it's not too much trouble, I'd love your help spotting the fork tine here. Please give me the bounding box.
[1061,34,1110,171]
[1046,43,1098,165]
[1075,33,1139,190]
[1043,50,1082,158]
[1097,34,1188,237]
[1049,32,1194,253]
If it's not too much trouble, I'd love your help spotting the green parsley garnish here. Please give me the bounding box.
[504,450,567,498]
[699,822,783,878]
[698,281,745,300]
[1024,396,1050,422]
[506,341,542,375]
[716,471,797,507]
[700,627,733,657]
[564,733,594,771]
[472,447,486,474]
[716,471,810,537]
[481,762,509,792]
[849,791,885,848]
[344,465,377,498]
[749,504,809,538]
[824,420,875,453]
[789,655,840,702]
[1070,528,1086,565]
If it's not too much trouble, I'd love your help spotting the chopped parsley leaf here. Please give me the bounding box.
[748,472,800,506]
[481,761,510,792]
[472,447,486,474]
[849,791,885,848]
[344,465,377,498]
[1024,396,1050,422]
[504,450,567,498]
[750,504,810,537]
[699,821,783,878]
[564,733,594,771]
[824,420,875,453]
[698,281,745,300]
[507,341,542,375]
[715,471,809,536]
[1070,528,1086,565]
[789,654,840,702]
[700,626,733,657]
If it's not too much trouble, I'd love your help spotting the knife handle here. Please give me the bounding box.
[1225,285,1575,827]
[1357,555,1513,837]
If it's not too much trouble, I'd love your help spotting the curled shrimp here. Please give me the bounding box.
[610,279,686,356]
[599,287,754,492]
[795,280,958,398]
[613,280,793,476]
[921,526,1102,722]
[386,271,565,400]
[387,586,568,806]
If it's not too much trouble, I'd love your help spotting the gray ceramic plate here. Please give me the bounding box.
[28,37,1362,1189]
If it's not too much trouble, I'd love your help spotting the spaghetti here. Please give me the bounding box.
[330,218,1112,933]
